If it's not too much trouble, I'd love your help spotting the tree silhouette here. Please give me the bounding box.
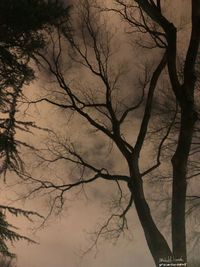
[0,256,14,267]
[0,0,70,175]
[0,0,70,257]
[8,0,200,266]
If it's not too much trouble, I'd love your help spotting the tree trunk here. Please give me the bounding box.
[171,104,197,263]
[128,165,172,266]
[170,1,200,261]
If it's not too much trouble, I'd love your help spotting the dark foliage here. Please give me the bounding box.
[0,0,70,174]
[0,0,70,257]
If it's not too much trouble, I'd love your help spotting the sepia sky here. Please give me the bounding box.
[0,1,193,267]
[8,198,154,267]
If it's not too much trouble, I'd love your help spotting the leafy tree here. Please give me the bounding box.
[0,0,70,175]
[0,206,43,258]
[0,0,70,257]
[7,0,200,266]
[0,256,14,267]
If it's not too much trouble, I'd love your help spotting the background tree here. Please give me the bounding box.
[0,256,14,267]
[0,0,70,175]
[0,0,70,257]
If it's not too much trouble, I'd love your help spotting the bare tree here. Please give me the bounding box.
[19,1,200,266]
